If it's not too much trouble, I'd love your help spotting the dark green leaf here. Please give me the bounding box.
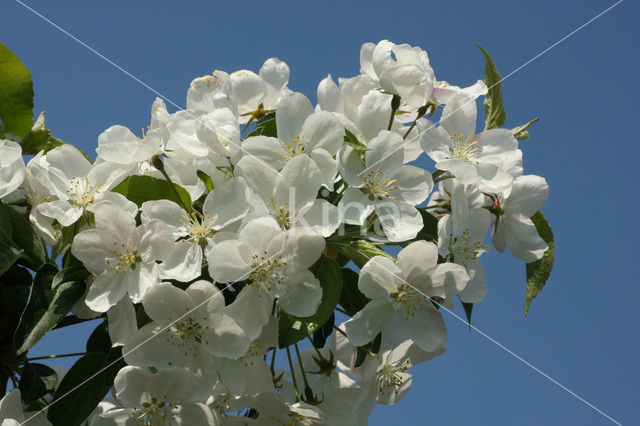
[19,362,57,403]
[0,43,33,138]
[135,303,153,328]
[0,204,13,246]
[524,212,554,316]
[47,349,125,426]
[461,300,473,328]
[0,202,45,269]
[330,239,395,268]
[101,346,126,387]
[344,129,368,152]
[278,256,343,348]
[0,264,31,365]
[246,112,277,138]
[355,332,382,368]
[111,175,192,209]
[86,319,111,354]
[51,264,89,289]
[15,263,86,355]
[20,129,67,156]
[511,117,539,141]
[312,312,334,349]
[339,268,369,316]
[0,244,21,276]
[476,44,506,130]
[51,225,76,261]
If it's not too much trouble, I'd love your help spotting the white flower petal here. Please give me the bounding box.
[365,130,404,174]
[357,90,394,142]
[301,111,344,154]
[106,297,137,347]
[298,199,341,237]
[344,299,394,347]
[376,200,423,242]
[403,303,447,352]
[440,94,477,138]
[359,256,403,299]
[317,74,343,113]
[207,240,253,283]
[397,241,439,282]
[279,270,323,317]
[276,92,314,144]
[339,188,374,226]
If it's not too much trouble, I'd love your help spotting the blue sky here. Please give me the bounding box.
[2,0,639,424]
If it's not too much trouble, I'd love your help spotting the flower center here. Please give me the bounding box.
[448,228,486,266]
[175,316,204,344]
[130,397,175,426]
[106,239,141,273]
[66,176,101,208]
[376,360,409,395]
[164,314,211,358]
[249,252,286,294]
[449,133,481,163]
[267,196,295,228]
[280,134,309,162]
[361,169,398,201]
[212,391,232,416]
[178,211,216,243]
[390,283,424,320]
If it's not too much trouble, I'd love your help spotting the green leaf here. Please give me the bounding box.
[330,239,395,268]
[111,175,192,208]
[355,332,382,368]
[511,117,539,141]
[0,203,13,246]
[0,264,31,362]
[476,44,506,130]
[47,348,125,426]
[19,362,57,403]
[0,244,22,276]
[86,320,110,354]
[246,112,277,138]
[278,256,343,348]
[0,43,33,138]
[524,211,554,316]
[344,129,368,152]
[0,202,45,269]
[20,129,65,156]
[461,299,473,328]
[52,264,89,289]
[311,312,334,349]
[15,263,86,355]
[196,170,214,192]
[339,268,369,316]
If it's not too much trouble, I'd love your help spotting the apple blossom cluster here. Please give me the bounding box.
[0,40,551,425]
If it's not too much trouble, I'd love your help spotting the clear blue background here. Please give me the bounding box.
[2,0,638,424]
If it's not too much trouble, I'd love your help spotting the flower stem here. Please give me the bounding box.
[269,348,277,376]
[335,306,349,315]
[26,352,88,361]
[403,120,417,139]
[294,343,311,392]
[333,325,347,337]
[306,336,326,362]
[387,94,401,130]
[285,347,301,402]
